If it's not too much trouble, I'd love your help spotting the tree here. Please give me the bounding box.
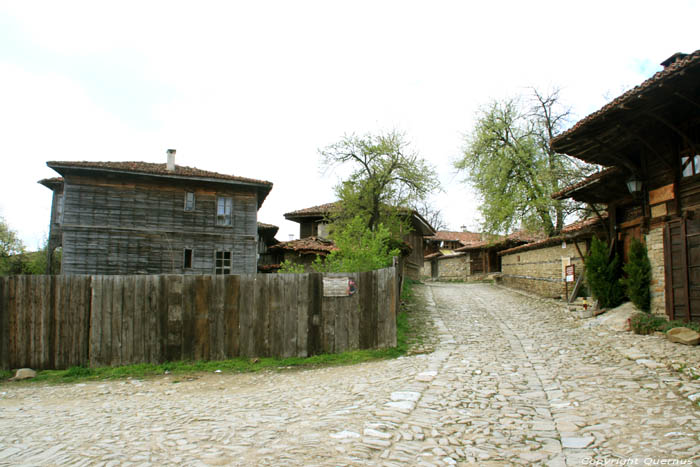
[585,237,624,309]
[320,130,441,237]
[0,216,25,275]
[622,237,651,312]
[455,88,595,236]
[412,199,447,231]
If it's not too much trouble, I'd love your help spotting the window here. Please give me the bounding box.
[217,196,233,226]
[215,251,231,274]
[681,153,700,178]
[183,249,193,269]
[184,192,195,211]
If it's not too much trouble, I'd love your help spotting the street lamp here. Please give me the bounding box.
[626,175,643,195]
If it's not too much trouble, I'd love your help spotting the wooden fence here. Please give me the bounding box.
[0,268,398,370]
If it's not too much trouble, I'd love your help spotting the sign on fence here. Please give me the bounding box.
[322,277,357,297]
[565,264,575,283]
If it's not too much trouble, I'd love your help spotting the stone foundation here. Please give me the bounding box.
[646,225,667,317]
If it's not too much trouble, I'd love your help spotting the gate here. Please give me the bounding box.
[664,217,700,323]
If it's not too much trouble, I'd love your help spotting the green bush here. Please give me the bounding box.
[277,259,306,274]
[585,237,624,308]
[630,312,667,335]
[622,237,651,312]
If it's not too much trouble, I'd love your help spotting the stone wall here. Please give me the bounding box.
[501,240,588,299]
[437,254,469,280]
[646,225,666,317]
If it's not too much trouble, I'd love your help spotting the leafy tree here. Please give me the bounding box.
[312,216,400,273]
[277,259,306,274]
[585,237,624,309]
[412,199,447,231]
[622,237,651,312]
[320,130,440,237]
[0,216,25,275]
[455,88,595,236]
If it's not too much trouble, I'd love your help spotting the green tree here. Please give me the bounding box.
[320,130,440,237]
[622,237,651,312]
[313,216,400,273]
[0,216,25,275]
[585,237,624,309]
[455,88,594,236]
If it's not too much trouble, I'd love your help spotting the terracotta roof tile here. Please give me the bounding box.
[284,202,340,218]
[551,50,700,148]
[47,161,273,187]
[425,230,483,245]
[499,216,606,256]
[270,237,338,255]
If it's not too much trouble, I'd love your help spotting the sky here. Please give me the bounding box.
[0,1,698,249]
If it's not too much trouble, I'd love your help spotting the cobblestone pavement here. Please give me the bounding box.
[1,282,699,466]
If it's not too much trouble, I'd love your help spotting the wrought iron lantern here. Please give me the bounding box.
[626,175,643,195]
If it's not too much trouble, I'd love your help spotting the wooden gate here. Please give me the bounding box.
[664,217,700,323]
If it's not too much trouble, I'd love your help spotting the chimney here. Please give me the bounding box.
[166,149,176,171]
[660,52,688,68]
[460,225,467,232]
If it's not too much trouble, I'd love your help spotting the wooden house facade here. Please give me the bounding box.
[40,151,273,275]
[284,202,435,280]
[552,50,700,323]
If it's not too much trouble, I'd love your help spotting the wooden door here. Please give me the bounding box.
[664,217,700,323]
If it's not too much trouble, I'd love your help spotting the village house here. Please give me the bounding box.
[39,150,273,275]
[282,202,435,279]
[423,230,482,256]
[423,231,540,281]
[551,50,700,323]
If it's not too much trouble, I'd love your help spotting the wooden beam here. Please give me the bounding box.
[592,137,641,174]
[674,91,700,112]
[643,111,698,153]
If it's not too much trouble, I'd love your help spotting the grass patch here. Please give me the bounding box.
[3,280,417,386]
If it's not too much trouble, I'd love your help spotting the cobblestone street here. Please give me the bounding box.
[1,282,699,466]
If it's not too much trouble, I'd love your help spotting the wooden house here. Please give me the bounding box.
[283,202,435,279]
[423,230,482,256]
[39,150,273,275]
[551,50,700,323]
[257,222,281,272]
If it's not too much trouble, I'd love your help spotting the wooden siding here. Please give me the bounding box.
[0,268,398,370]
[60,175,258,275]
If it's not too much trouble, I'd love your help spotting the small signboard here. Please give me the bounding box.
[565,264,575,283]
[323,277,357,297]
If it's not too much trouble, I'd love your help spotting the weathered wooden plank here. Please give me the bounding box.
[21,276,31,367]
[166,275,183,362]
[269,274,284,357]
[181,275,195,361]
[156,275,168,363]
[347,273,360,351]
[296,274,309,358]
[78,276,92,366]
[307,273,322,356]
[194,275,211,361]
[52,275,63,369]
[333,281,349,354]
[238,274,255,357]
[387,267,398,347]
[27,276,37,368]
[111,276,124,366]
[133,275,146,364]
[224,275,240,358]
[145,275,159,363]
[210,275,225,361]
[320,279,335,354]
[0,278,8,370]
[282,274,298,358]
[39,276,52,369]
[90,275,103,367]
[122,276,135,365]
[375,269,385,348]
[254,274,270,356]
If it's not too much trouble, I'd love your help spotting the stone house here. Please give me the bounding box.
[39,150,273,275]
[551,50,700,322]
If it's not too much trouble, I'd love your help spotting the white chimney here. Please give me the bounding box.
[166,149,176,171]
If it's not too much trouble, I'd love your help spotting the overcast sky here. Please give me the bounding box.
[1,1,698,249]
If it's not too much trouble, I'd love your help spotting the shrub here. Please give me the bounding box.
[277,259,306,274]
[622,237,651,312]
[585,237,624,308]
[630,312,667,335]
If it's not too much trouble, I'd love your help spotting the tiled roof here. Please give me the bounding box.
[498,216,606,256]
[551,50,700,148]
[454,230,544,252]
[425,230,482,245]
[38,177,64,189]
[284,202,340,218]
[47,161,273,187]
[424,252,443,260]
[551,167,621,200]
[270,237,338,255]
[257,222,279,232]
